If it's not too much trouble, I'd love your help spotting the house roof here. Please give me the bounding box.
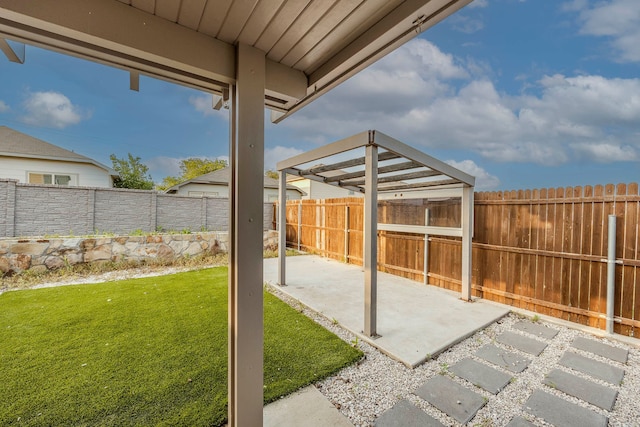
[0,0,473,122]
[0,126,116,175]
[165,166,305,195]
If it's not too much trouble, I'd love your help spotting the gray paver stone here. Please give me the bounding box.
[524,390,608,427]
[375,400,444,427]
[414,375,486,425]
[560,351,625,385]
[513,320,559,339]
[506,416,536,427]
[496,331,548,356]
[450,358,513,394]
[475,344,531,373]
[544,369,618,410]
[572,336,628,363]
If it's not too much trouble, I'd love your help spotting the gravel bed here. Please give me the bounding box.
[267,285,640,427]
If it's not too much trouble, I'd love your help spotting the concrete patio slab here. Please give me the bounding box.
[475,344,531,373]
[264,255,510,367]
[414,375,486,424]
[513,321,559,339]
[375,399,444,427]
[524,390,608,427]
[449,358,513,394]
[263,385,353,427]
[559,352,625,385]
[572,336,629,363]
[496,331,548,356]
[506,416,536,427]
[544,369,618,411]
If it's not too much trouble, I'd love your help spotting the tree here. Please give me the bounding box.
[158,157,227,190]
[110,153,154,190]
[265,169,279,180]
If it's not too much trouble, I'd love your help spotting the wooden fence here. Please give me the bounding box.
[277,183,640,337]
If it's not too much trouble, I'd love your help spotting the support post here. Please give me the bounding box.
[228,43,265,427]
[606,215,617,334]
[363,143,378,337]
[461,186,473,301]
[278,171,287,285]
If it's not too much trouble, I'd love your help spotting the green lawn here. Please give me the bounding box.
[0,268,362,426]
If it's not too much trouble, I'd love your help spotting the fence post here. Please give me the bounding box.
[423,208,430,285]
[344,205,350,263]
[606,214,617,334]
[296,201,301,250]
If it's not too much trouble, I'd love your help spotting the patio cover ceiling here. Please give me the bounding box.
[0,0,472,120]
[277,130,475,194]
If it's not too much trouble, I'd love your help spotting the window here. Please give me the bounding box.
[28,172,76,186]
[188,191,219,197]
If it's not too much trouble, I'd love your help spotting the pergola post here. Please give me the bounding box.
[228,43,265,427]
[278,171,287,285]
[461,185,474,301]
[363,143,378,337]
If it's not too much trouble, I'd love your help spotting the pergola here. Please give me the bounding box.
[277,130,475,337]
[0,1,474,425]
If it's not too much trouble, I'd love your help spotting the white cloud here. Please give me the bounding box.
[468,0,489,8]
[449,15,485,34]
[280,39,640,167]
[265,146,304,171]
[0,100,9,113]
[570,142,638,162]
[21,91,87,128]
[189,95,229,120]
[446,159,500,190]
[571,0,640,62]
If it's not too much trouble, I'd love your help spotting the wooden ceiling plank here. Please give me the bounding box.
[217,0,260,43]
[177,0,208,30]
[198,0,233,38]
[237,0,286,46]
[281,0,361,68]
[268,0,336,63]
[131,0,155,14]
[155,0,180,22]
[294,0,392,72]
[254,0,309,53]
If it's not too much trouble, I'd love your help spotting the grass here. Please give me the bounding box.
[0,267,362,426]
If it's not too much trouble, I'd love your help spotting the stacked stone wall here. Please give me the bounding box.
[0,231,281,275]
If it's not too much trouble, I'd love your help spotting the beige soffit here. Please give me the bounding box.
[0,0,473,122]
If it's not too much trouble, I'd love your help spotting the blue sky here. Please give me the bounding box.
[1,0,639,190]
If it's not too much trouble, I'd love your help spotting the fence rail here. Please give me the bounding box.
[277,183,640,337]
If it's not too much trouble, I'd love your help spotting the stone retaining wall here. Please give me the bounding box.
[0,231,279,275]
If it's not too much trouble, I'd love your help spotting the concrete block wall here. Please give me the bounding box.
[0,179,274,237]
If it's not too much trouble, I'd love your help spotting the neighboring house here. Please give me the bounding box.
[0,126,116,187]
[287,168,363,200]
[165,167,305,202]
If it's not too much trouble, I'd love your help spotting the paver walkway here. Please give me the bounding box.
[376,320,630,426]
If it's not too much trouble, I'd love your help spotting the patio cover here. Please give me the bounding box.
[277,130,475,337]
[0,1,474,425]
